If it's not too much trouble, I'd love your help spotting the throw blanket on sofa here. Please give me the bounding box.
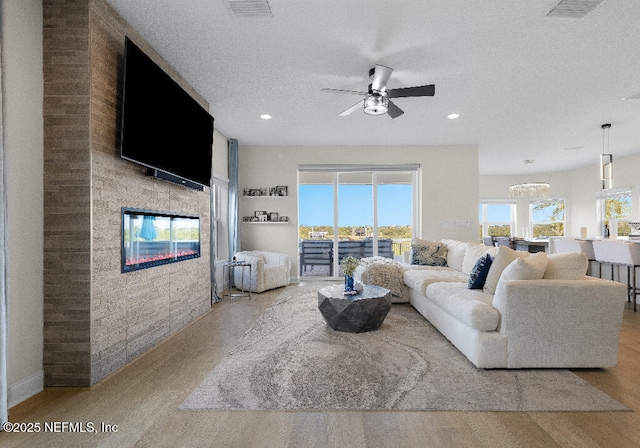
[360,257,405,297]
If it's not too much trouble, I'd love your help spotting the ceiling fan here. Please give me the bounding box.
[322,64,435,119]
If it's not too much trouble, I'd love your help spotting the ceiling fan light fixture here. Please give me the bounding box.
[323,64,434,118]
[363,95,388,116]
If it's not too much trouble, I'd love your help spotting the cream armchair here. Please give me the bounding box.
[233,251,291,293]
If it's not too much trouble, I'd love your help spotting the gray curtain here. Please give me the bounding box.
[228,139,240,259]
[210,176,221,304]
[0,36,7,425]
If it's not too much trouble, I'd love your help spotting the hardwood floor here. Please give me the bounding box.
[3,281,640,447]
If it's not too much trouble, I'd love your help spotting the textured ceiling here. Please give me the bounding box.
[105,0,640,175]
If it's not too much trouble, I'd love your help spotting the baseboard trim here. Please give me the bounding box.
[8,370,44,408]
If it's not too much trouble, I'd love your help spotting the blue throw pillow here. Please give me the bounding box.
[468,254,493,289]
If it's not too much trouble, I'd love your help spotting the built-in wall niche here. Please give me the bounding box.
[122,208,200,273]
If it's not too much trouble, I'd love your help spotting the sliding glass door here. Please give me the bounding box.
[298,165,418,279]
[336,172,373,274]
[299,172,334,277]
[377,171,414,260]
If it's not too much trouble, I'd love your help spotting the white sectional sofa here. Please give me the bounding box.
[356,240,626,369]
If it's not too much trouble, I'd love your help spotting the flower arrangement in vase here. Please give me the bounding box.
[340,256,360,292]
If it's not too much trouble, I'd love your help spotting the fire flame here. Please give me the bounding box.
[126,250,199,266]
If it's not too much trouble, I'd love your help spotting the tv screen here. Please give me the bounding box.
[120,37,214,187]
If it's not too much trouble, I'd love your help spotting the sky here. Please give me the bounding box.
[482,203,511,222]
[299,184,412,227]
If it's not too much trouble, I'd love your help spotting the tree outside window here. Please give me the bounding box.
[530,200,565,237]
[479,203,514,239]
[603,195,632,236]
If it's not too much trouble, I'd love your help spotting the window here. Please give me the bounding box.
[298,164,419,278]
[210,177,229,260]
[530,199,565,237]
[598,188,632,236]
[479,203,514,239]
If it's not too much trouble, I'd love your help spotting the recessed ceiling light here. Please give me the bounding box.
[260,114,272,120]
[563,146,583,151]
[447,113,460,119]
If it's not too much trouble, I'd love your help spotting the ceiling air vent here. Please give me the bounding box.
[225,0,272,18]
[546,0,606,19]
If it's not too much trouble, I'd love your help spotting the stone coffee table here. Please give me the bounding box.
[317,284,392,333]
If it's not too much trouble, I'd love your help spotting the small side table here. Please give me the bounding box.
[223,261,252,300]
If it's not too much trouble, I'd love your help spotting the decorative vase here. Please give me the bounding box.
[344,275,355,292]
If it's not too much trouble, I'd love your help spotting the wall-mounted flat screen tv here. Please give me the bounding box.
[120,37,214,188]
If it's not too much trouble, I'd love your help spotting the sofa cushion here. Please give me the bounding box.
[403,268,468,296]
[468,254,493,289]
[425,282,499,331]
[407,238,441,263]
[483,246,529,294]
[461,244,498,275]
[263,264,288,288]
[441,239,467,271]
[411,243,448,266]
[498,252,547,284]
[543,252,588,279]
[413,238,441,247]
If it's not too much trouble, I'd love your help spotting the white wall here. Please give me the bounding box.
[212,129,229,183]
[2,0,44,406]
[238,144,480,277]
[480,152,640,238]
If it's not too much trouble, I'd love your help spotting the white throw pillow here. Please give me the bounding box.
[543,252,588,279]
[483,245,529,294]
[498,252,548,284]
[441,239,467,272]
[461,244,498,275]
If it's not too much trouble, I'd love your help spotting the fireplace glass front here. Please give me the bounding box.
[122,208,200,273]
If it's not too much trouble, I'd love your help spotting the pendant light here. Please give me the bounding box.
[601,123,612,189]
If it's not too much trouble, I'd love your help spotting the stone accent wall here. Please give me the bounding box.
[43,0,92,388]
[43,0,211,386]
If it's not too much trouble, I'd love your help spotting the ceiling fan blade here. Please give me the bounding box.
[321,88,368,95]
[387,100,404,119]
[339,100,364,116]
[370,65,393,92]
[387,84,435,98]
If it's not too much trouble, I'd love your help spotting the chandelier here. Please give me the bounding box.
[509,182,550,199]
[601,123,612,189]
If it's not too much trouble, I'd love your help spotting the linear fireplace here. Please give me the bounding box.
[122,207,200,273]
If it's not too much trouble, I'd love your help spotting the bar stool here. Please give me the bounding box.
[592,240,640,311]
[494,236,513,248]
[553,238,598,277]
[482,237,495,246]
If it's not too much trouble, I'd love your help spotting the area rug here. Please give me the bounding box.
[180,288,629,412]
